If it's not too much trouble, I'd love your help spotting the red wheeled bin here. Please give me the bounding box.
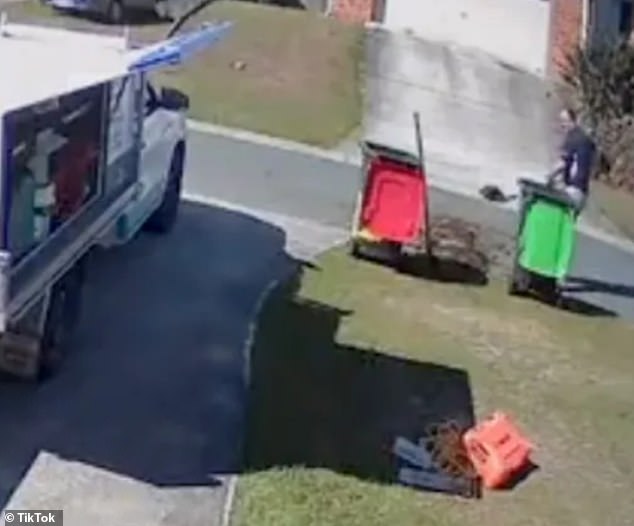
[350,114,432,264]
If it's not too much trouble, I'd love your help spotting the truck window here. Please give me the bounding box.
[2,84,106,264]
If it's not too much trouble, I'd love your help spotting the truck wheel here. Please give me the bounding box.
[38,261,86,380]
[144,146,185,234]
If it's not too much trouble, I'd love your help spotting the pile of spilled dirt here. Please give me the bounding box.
[429,215,515,279]
[352,215,516,285]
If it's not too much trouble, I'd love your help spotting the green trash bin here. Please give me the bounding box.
[508,178,578,302]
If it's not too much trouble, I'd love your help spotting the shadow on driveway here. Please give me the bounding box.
[0,199,294,506]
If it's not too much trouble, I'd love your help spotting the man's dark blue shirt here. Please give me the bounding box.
[560,125,596,195]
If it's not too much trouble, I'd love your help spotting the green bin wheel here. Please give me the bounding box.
[540,277,555,304]
[555,293,566,310]
[549,282,566,309]
[508,261,530,296]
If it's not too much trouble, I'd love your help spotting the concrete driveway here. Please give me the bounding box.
[364,27,560,199]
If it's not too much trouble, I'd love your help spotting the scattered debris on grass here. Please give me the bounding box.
[353,214,514,285]
[236,248,634,526]
[393,418,481,499]
[392,412,534,500]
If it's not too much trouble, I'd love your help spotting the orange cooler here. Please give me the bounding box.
[462,412,534,489]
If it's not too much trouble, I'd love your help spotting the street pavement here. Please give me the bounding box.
[186,130,634,320]
[0,130,633,526]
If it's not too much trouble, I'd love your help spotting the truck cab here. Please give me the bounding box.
[99,76,189,247]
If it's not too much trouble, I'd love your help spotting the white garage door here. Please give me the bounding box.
[383,0,551,75]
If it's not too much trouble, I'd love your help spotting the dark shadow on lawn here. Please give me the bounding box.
[352,242,488,286]
[558,294,619,317]
[510,274,618,318]
[398,254,488,286]
[516,290,618,318]
[244,270,477,491]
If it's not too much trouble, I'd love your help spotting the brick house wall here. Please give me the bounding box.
[548,0,634,77]
[330,0,375,24]
[547,0,584,77]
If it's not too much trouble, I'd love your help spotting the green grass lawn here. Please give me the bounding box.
[234,249,634,526]
[4,0,365,147]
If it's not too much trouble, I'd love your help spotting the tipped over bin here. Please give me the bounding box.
[350,113,432,264]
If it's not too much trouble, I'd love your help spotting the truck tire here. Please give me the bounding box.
[144,145,185,234]
[38,260,86,380]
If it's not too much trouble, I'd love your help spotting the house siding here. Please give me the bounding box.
[331,0,634,80]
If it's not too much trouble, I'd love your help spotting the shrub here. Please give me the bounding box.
[563,41,634,193]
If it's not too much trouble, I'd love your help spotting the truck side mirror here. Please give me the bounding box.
[159,87,190,111]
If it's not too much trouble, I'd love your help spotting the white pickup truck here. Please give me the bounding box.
[0,17,231,379]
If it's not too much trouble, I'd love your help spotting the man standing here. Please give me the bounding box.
[548,108,597,214]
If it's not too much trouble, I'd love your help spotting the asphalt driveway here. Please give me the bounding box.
[0,196,345,526]
[0,201,295,525]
